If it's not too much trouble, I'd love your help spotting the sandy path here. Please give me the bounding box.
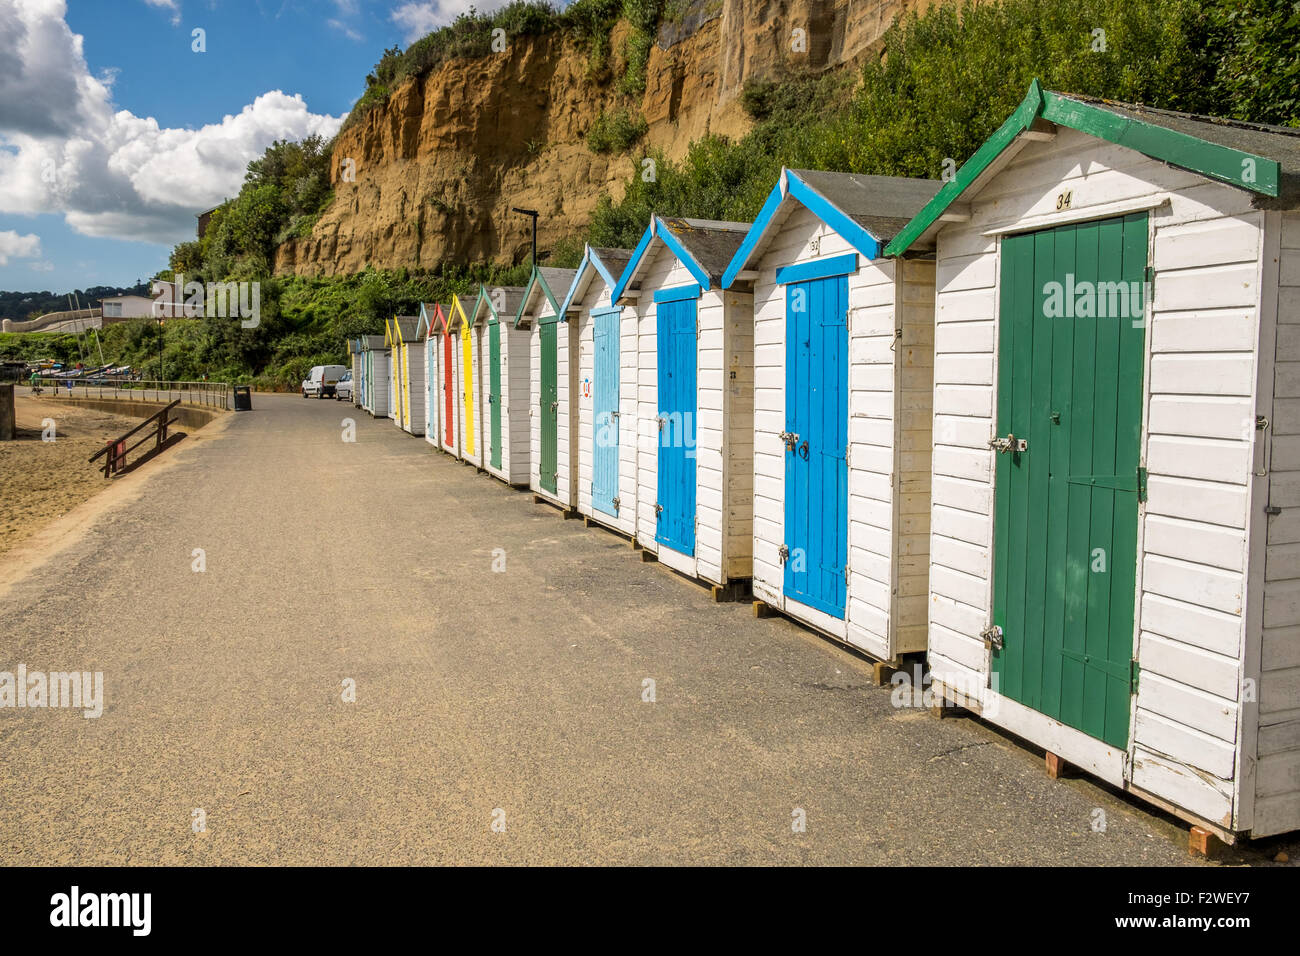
[0,396,142,556]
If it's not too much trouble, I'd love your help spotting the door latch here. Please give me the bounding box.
[779,430,799,452]
[778,544,789,565]
[980,624,1004,650]
[989,434,1027,454]
[654,503,663,516]
[612,497,620,512]
[551,401,559,411]
[657,416,666,432]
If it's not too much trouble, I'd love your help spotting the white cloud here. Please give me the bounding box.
[0,230,41,266]
[328,18,364,42]
[142,0,182,27]
[30,260,55,272]
[0,1,344,246]
[391,1,507,44]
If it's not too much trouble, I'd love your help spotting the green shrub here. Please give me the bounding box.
[586,107,649,152]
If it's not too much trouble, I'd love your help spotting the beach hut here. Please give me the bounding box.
[471,285,529,487]
[886,80,1300,844]
[447,293,485,469]
[428,303,459,456]
[612,216,754,595]
[721,168,941,661]
[416,303,441,448]
[385,315,424,436]
[348,338,363,407]
[360,334,390,419]
[560,246,636,537]
[515,266,578,511]
[357,334,385,414]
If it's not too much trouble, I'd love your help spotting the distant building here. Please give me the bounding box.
[100,295,159,320]
[196,205,222,240]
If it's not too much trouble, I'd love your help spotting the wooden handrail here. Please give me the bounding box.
[89,399,181,477]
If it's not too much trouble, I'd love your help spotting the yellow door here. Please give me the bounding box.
[462,324,476,456]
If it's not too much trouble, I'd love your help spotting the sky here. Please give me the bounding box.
[0,0,515,295]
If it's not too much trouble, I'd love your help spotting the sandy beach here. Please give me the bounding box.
[0,394,143,556]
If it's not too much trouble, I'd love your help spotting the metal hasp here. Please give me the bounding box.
[980,624,1004,650]
[989,434,1027,454]
[779,430,799,452]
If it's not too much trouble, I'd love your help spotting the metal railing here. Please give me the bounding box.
[27,378,232,410]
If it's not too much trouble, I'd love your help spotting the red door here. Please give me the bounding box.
[442,331,454,449]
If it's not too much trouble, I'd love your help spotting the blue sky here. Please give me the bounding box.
[0,0,504,296]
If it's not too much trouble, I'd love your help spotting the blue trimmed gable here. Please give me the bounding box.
[721,168,887,289]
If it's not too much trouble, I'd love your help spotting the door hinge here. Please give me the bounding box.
[1130,658,1141,694]
[1137,466,1148,503]
[980,624,1004,650]
[778,544,789,565]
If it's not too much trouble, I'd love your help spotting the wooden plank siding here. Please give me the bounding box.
[925,127,1270,831]
[404,342,427,437]
[528,294,578,509]
[575,279,637,537]
[633,242,754,586]
[1256,210,1300,836]
[751,204,932,657]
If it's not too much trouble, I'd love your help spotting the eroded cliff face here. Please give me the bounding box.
[274,0,925,276]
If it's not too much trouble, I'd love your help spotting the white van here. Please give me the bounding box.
[301,364,347,399]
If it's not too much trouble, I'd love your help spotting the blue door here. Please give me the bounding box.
[784,275,848,617]
[592,308,620,516]
[656,296,697,554]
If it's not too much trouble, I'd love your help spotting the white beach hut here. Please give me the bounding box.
[515,266,578,512]
[722,168,942,661]
[560,246,636,537]
[612,215,754,597]
[887,80,1300,845]
[447,293,484,469]
[472,285,529,487]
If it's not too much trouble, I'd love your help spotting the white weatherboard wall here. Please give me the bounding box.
[431,335,447,447]
[1257,211,1300,836]
[405,345,427,437]
[926,124,1297,837]
[750,204,933,659]
[634,243,754,585]
[483,317,531,487]
[432,329,459,457]
[373,350,390,418]
[528,296,578,509]
[576,284,637,537]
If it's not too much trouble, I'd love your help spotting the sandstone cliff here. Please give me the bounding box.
[274,0,927,276]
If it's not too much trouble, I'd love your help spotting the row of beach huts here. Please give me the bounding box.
[345,84,1300,848]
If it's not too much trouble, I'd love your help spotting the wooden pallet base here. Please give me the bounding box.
[752,600,777,618]
[1188,825,1227,859]
[710,580,750,603]
[640,549,658,563]
[1045,751,1073,780]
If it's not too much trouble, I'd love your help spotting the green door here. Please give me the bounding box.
[489,320,502,470]
[992,212,1147,750]
[540,319,558,494]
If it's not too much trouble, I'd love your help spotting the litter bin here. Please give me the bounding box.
[233,385,253,411]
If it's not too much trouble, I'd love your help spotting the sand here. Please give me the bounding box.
[0,395,144,556]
